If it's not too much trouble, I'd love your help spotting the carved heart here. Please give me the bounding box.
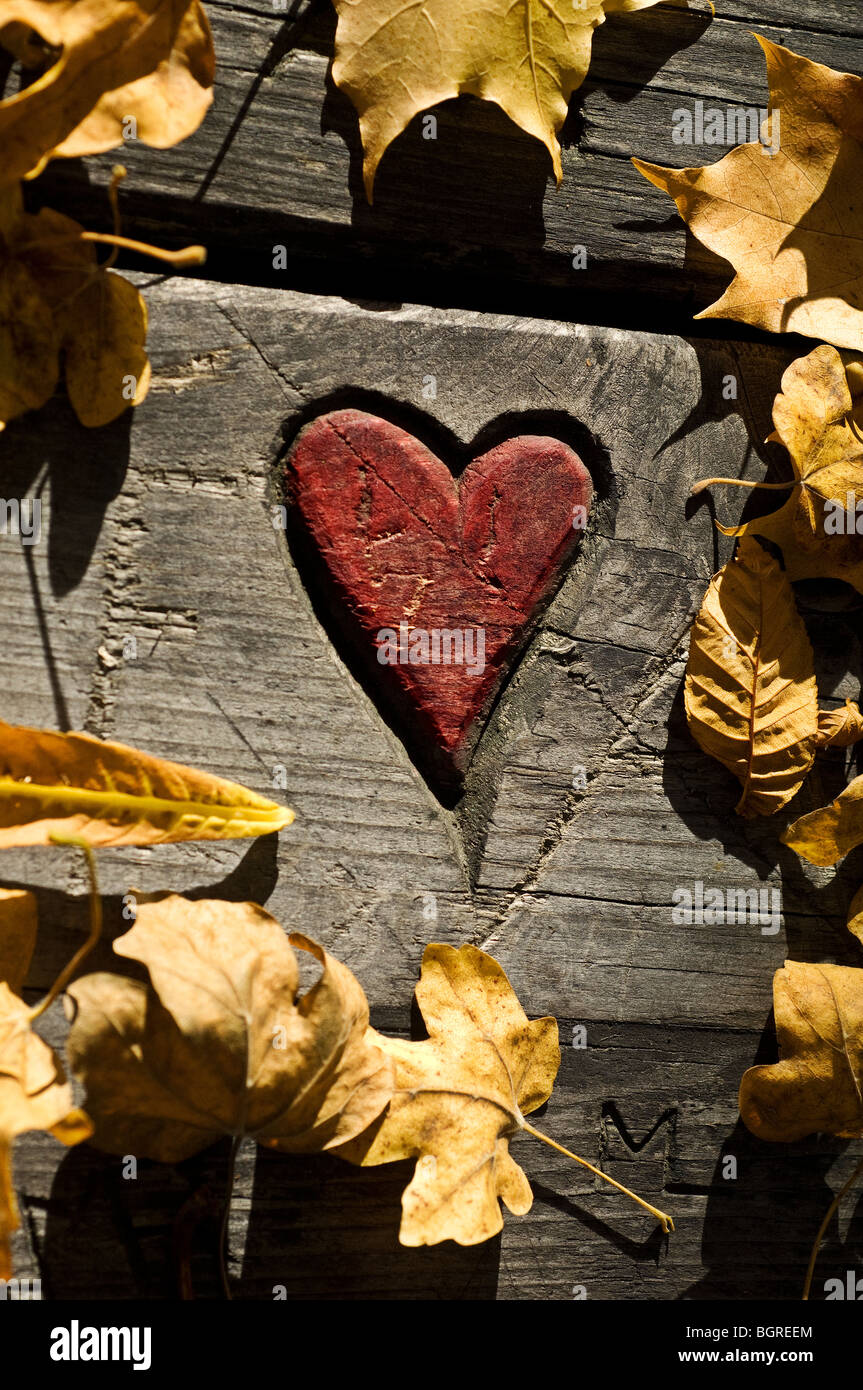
[285,409,592,789]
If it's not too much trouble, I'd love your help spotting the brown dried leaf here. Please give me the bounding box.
[67,899,394,1160]
[1,191,152,430]
[703,347,863,595]
[740,961,863,1142]
[634,37,863,348]
[684,536,819,816]
[782,773,863,866]
[0,891,91,1280]
[816,700,863,749]
[0,0,214,183]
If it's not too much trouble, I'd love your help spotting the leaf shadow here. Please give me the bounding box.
[0,390,131,601]
[241,1147,501,1300]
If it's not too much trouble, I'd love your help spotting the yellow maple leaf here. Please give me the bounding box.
[332,0,673,200]
[634,36,863,348]
[337,943,673,1245]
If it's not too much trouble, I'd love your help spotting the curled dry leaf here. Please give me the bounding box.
[696,347,863,595]
[0,889,91,1279]
[336,943,561,1246]
[740,961,863,1142]
[0,0,215,183]
[0,184,150,429]
[0,720,293,847]
[816,700,863,748]
[782,773,863,867]
[684,536,818,817]
[634,37,863,349]
[67,899,394,1160]
[332,0,670,200]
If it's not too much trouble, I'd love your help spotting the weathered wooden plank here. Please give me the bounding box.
[33,2,863,318]
[3,282,861,1298]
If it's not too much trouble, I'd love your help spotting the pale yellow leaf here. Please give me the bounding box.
[0,721,293,847]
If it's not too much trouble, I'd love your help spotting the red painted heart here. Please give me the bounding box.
[285,409,592,786]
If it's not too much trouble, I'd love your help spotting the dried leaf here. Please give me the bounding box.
[0,891,91,1280]
[740,961,863,1142]
[0,254,58,427]
[848,886,863,945]
[67,899,394,1160]
[782,774,863,866]
[634,37,863,348]
[336,943,560,1246]
[0,720,294,847]
[702,347,863,595]
[1,191,153,430]
[53,3,214,162]
[61,271,150,428]
[0,0,215,183]
[684,536,818,817]
[0,888,38,996]
[816,700,863,749]
[332,0,669,200]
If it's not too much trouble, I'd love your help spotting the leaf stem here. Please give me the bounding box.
[522,1120,674,1233]
[802,1152,863,1301]
[79,232,207,266]
[28,835,102,1021]
[690,477,794,497]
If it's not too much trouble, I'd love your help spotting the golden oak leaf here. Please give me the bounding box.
[332,0,671,200]
[684,536,819,817]
[66,900,394,1160]
[336,943,561,1246]
[740,961,863,1142]
[0,0,214,183]
[0,720,293,847]
[0,890,91,1280]
[700,347,863,594]
[634,37,863,348]
[782,773,863,867]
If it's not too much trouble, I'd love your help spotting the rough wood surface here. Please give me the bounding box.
[3,283,863,1300]
[35,0,863,323]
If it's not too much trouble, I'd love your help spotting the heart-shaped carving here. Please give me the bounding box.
[285,409,592,790]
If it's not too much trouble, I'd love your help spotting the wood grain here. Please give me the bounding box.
[2,281,862,1299]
